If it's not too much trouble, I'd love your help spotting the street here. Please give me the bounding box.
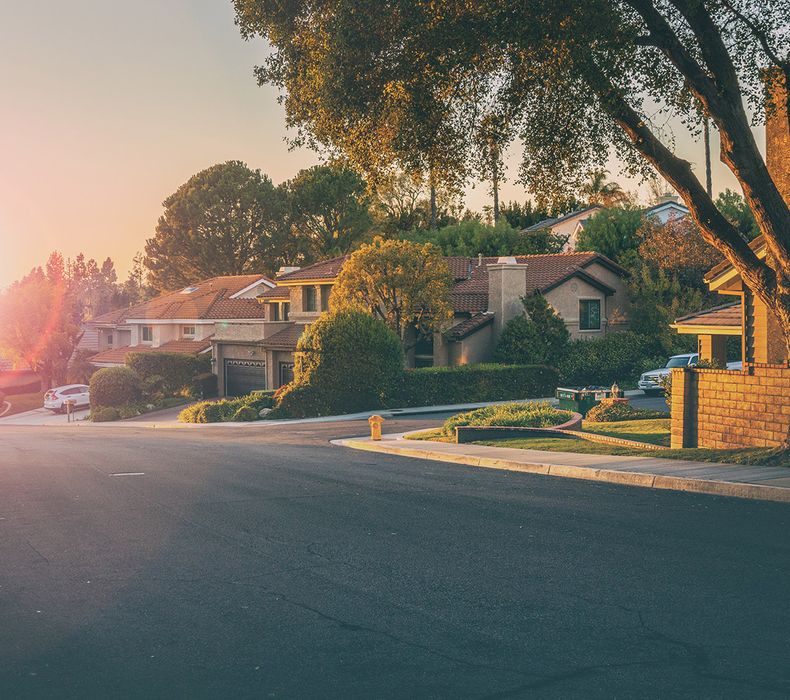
[1,417,789,698]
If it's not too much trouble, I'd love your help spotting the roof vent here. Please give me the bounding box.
[180,286,199,294]
[277,266,301,276]
[496,256,518,265]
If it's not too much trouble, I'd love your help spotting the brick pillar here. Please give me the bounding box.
[697,334,728,366]
[670,368,696,448]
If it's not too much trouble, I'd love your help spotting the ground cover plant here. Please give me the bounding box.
[178,391,276,423]
[440,402,573,438]
[584,401,669,422]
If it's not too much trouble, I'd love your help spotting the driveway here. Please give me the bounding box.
[0,419,788,698]
[0,406,90,426]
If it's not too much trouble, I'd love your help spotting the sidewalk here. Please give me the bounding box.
[335,432,790,503]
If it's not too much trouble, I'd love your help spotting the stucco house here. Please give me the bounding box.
[212,252,630,396]
[87,275,274,371]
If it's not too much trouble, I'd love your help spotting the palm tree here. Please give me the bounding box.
[580,169,628,207]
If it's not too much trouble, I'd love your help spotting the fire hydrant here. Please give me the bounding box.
[368,414,384,441]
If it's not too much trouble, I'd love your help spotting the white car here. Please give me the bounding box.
[44,384,90,413]
[638,354,698,395]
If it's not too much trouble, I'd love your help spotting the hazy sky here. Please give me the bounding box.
[0,1,756,288]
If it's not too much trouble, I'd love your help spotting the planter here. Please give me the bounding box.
[455,412,583,444]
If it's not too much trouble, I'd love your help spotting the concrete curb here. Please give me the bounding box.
[335,437,790,504]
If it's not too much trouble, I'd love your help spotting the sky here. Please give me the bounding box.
[0,0,758,289]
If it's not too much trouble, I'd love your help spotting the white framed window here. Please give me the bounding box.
[106,333,113,347]
[182,325,196,338]
[141,326,154,343]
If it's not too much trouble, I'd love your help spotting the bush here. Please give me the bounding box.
[441,402,573,437]
[191,372,218,399]
[395,364,559,408]
[270,383,332,419]
[142,374,166,401]
[494,293,570,366]
[126,352,210,396]
[557,332,658,388]
[233,405,259,422]
[92,407,121,422]
[90,366,142,409]
[585,401,670,422]
[278,310,404,417]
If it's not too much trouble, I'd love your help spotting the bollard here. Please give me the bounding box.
[368,414,383,441]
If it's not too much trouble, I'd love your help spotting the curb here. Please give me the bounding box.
[335,438,790,504]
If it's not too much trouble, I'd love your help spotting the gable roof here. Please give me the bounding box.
[90,275,271,325]
[674,301,742,328]
[522,206,602,232]
[88,337,213,365]
[643,200,690,217]
[268,252,625,315]
[704,235,766,283]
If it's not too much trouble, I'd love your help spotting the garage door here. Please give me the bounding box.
[224,360,266,397]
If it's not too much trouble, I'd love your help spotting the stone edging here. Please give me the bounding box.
[336,438,790,504]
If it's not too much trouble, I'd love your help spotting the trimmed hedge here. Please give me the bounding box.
[126,352,210,397]
[394,364,559,408]
[90,367,142,409]
[191,372,218,399]
[557,332,659,388]
[92,407,121,422]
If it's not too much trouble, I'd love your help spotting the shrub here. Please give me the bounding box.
[557,332,658,388]
[92,407,121,422]
[126,352,210,396]
[280,310,404,416]
[441,402,573,437]
[89,366,142,409]
[233,405,259,422]
[142,374,166,401]
[494,294,570,366]
[191,372,218,399]
[585,401,669,422]
[270,383,331,419]
[395,364,559,408]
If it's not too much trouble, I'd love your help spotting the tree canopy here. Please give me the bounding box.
[575,207,644,262]
[144,161,288,291]
[234,0,790,352]
[330,237,453,346]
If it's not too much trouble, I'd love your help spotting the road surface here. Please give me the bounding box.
[0,417,788,698]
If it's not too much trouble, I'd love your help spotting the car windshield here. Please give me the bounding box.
[666,357,691,368]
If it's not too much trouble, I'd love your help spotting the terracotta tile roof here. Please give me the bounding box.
[704,236,765,282]
[260,324,306,349]
[257,286,291,301]
[270,252,624,314]
[447,313,494,340]
[89,275,272,325]
[88,338,213,365]
[276,257,348,282]
[674,302,742,327]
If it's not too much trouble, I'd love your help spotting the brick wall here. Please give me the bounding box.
[671,365,790,449]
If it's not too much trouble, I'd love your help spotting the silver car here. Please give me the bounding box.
[638,354,698,395]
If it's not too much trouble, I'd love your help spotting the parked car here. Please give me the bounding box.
[44,384,90,413]
[638,354,699,395]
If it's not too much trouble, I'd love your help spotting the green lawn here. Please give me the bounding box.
[407,419,789,467]
[1,391,45,417]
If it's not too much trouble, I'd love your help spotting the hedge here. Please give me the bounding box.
[441,402,572,437]
[89,367,142,409]
[178,390,276,423]
[393,364,559,408]
[126,352,211,397]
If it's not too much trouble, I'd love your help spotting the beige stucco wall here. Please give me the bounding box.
[544,279,607,340]
[448,325,494,365]
[583,261,630,330]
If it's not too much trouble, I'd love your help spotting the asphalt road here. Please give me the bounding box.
[1,416,789,699]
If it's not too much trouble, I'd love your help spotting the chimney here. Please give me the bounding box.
[277,266,301,277]
[487,257,528,339]
[766,71,790,205]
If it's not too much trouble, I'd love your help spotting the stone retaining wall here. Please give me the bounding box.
[671,364,790,449]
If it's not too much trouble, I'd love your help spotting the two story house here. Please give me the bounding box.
[87,275,274,378]
[212,252,630,396]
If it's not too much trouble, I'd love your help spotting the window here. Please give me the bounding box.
[414,334,434,368]
[141,326,154,342]
[182,325,196,338]
[270,303,280,322]
[303,286,317,312]
[320,285,332,312]
[106,333,113,347]
[282,302,290,321]
[579,300,601,331]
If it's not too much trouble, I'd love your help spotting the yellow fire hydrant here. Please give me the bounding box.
[368,414,384,441]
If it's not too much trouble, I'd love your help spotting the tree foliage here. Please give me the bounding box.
[233,0,790,353]
[330,237,453,345]
[494,294,570,366]
[575,207,644,262]
[144,161,288,291]
[579,169,630,207]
